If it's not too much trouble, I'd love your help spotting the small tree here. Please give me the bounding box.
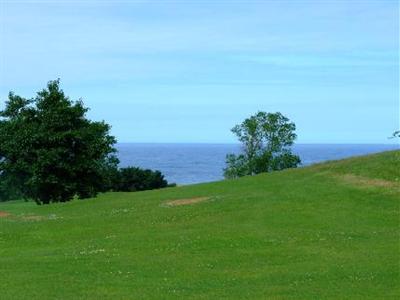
[0,79,118,204]
[224,111,300,179]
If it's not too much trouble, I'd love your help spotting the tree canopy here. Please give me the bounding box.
[0,80,118,204]
[224,111,301,179]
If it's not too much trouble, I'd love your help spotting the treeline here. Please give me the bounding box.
[0,80,172,204]
[0,166,172,202]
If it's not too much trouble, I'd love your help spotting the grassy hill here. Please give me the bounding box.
[1,150,399,299]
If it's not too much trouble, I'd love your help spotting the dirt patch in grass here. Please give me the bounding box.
[336,174,399,190]
[0,211,52,221]
[21,215,45,221]
[164,197,210,207]
[0,211,11,218]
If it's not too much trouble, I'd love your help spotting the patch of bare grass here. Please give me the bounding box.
[0,211,11,218]
[21,215,45,221]
[333,174,399,192]
[163,197,211,207]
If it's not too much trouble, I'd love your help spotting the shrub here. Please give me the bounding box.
[113,167,169,192]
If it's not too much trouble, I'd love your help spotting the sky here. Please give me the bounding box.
[0,0,399,144]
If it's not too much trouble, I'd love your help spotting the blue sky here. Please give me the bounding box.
[0,0,398,144]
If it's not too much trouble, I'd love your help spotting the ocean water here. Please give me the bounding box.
[116,143,399,185]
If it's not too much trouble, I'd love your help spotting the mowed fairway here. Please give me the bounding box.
[1,151,399,299]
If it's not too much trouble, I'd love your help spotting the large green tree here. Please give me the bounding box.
[224,111,301,179]
[0,80,118,204]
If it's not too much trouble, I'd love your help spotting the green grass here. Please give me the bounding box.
[1,150,399,299]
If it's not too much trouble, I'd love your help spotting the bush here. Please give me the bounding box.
[112,167,169,192]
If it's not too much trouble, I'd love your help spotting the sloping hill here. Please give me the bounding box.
[1,150,399,299]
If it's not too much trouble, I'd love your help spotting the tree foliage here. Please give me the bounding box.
[0,80,118,204]
[0,172,23,202]
[224,111,301,179]
[112,167,169,192]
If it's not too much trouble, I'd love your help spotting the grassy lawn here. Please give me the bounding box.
[1,151,399,299]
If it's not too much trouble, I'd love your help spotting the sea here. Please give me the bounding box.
[116,143,399,185]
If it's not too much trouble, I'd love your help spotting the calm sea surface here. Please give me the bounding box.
[116,143,399,185]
